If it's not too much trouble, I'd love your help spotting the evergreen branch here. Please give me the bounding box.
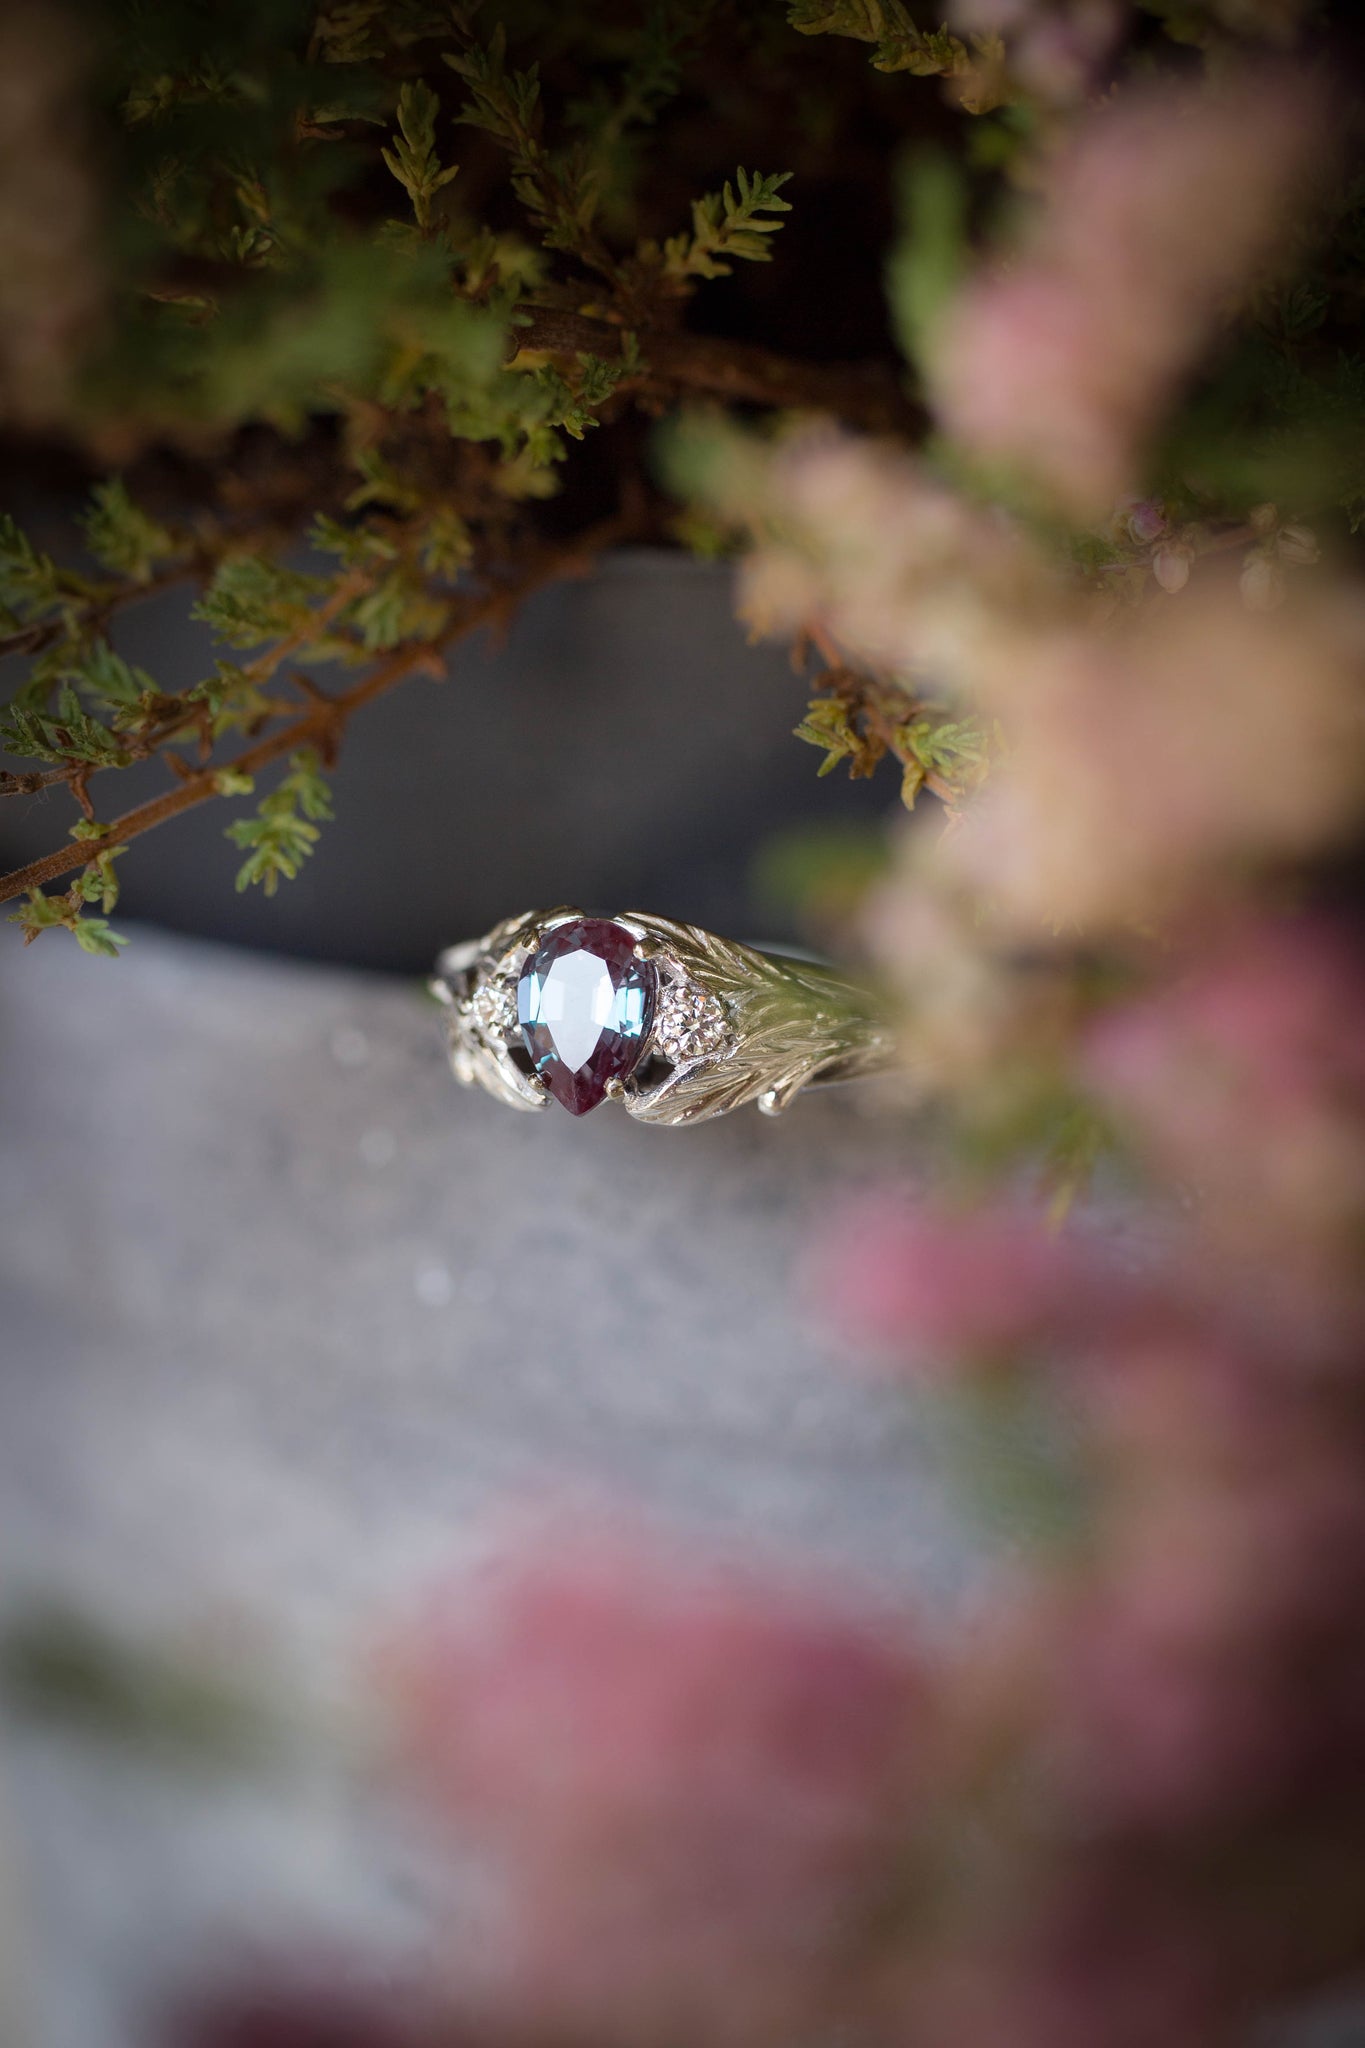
[512,308,916,434]
[787,1,970,77]
[445,25,617,279]
[2,564,372,814]
[226,748,335,894]
[81,480,178,583]
[660,169,793,285]
[381,80,459,233]
[0,516,639,915]
[798,628,991,810]
[0,555,207,664]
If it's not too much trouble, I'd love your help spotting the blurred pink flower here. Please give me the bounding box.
[1059,1453,1365,1835]
[717,429,1363,941]
[928,72,1331,515]
[815,1195,1102,1363]
[388,1527,929,2047]
[1037,1311,1365,1844]
[1085,920,1365,1261]
[733,426,1051,688]
[950,0,1126,105]
[945,590,1365,930]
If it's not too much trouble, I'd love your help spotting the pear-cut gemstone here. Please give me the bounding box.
[517,919,655,1115]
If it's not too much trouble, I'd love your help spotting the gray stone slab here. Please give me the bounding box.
[0,928,986,2048]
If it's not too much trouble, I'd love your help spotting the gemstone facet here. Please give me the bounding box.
[517,919,655,1115]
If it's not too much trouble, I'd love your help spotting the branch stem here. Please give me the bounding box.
[513,308,917,435]
[0,519,629,911]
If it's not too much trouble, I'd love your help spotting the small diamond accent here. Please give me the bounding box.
[654,978,731,1064]
[468,969,519,1043]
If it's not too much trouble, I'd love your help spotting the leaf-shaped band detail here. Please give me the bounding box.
[617,911,895,1124]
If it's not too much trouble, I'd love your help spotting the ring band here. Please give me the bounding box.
[430,908,895,1125]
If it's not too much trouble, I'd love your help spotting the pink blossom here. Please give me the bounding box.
[814,1195,1101,1363]
[951,0,1126,104]
[945,591,1365,930]
[929,72,1332,515]
[1151,543,1192,594]
[388,1526,929,2047]
[1050,1332,1365,1833]
[1085,920,1365,1259]
[730,424,1055,688]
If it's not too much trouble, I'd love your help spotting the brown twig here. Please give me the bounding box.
[0,516,634,911]
[144,254,918,437]
[1,565,373,813]
[512,308,918,436]
[804,621,957,806]
[0,555,206,664]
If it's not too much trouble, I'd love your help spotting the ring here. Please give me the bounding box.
[430,909,895,1124]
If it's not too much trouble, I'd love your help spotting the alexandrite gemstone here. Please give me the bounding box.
[517,918,655,1115]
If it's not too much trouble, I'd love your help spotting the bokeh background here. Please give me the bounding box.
[4,4,1365,2047]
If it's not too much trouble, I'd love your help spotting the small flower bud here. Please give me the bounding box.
[1276,523,1319,566]
[1248,501,1279,537]
[1240,554,1285,611]
[1152,544,1192,594]
[1124,498,1167,545]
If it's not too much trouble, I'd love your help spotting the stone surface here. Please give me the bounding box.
[0,931,1354,2048]
[0,928,993,2048]
[518,918,655,1115]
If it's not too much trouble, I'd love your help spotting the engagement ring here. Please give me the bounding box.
[430,909,895,1125]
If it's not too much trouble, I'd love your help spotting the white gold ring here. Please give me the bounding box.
[430,908,895,1124]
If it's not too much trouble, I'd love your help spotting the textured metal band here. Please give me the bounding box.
[430,907,897,1125]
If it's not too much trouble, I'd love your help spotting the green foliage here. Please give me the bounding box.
[71,839,127,917]
[309,0,471,68]
[1170,329,1365,519]
[348,569,450,649]
[3,0,1360,962]
[7,882,129,955]
[81,480,178,582]
[787,0,972,79]
[0,1603,271,1763]
[381,80,460,232]
[67,912,129,957]
[225,748,334,894]
[69,640,158,716]
[0,514,65,627]
[897,714,990,806]
[419,506,475,576]
[1,688,134,769]
[887,151,967,369]
[796,685,990,808]
[190,661,280,737]
[446,24,608,269]
[193,557,327,649]
[753,820,891,929]
[794,695,882,779]
[662,169,793,283]
[565,0,707,146]
[536,340,642,440]
[447,22,544,152]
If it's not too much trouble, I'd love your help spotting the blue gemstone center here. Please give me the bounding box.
[517,919,655,1115]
